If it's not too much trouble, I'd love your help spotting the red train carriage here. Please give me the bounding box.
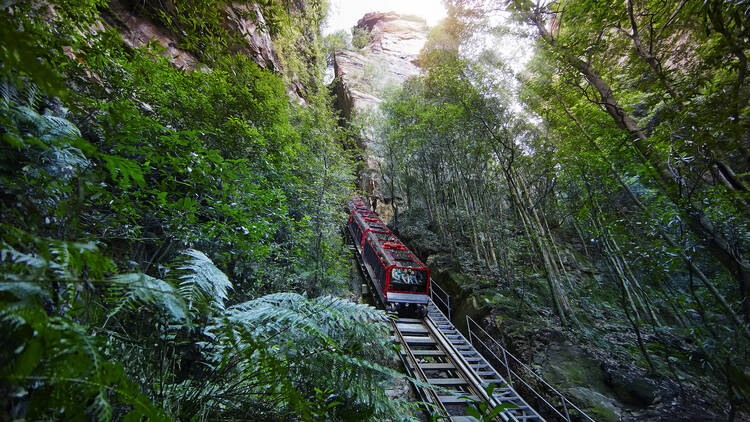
[347,196,430,316]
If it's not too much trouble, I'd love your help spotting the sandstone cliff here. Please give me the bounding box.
[332,12,428,219]
[102,0,304,99]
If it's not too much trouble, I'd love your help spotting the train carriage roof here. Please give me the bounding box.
[347,195,427,272]
[364,230,427,271]
[348,197,391,234]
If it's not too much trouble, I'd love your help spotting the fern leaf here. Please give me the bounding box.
[0,282,47,302]
[39,145,89,180]
[40,114,81,141]
[110,273,187,321]
[178,249,232,312]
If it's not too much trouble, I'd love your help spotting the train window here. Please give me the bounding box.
[391,250,413,260]
[389,267,428,292]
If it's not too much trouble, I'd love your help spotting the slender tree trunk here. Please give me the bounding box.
[555,94,750,338]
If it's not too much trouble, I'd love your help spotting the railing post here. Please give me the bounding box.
[562,396,571,421]
[466,315,472,345]
[447,293,451,320]
[502,348,512,387]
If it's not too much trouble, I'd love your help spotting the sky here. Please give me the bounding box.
[323,0,448,34]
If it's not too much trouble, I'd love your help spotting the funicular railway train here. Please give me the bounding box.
[346,196,430,316]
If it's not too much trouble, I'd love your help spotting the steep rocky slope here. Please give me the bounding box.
[332,12,427,219]
[101,0,304,99]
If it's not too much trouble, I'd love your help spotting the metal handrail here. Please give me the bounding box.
[466,316,595,422]
[429,280,451,320]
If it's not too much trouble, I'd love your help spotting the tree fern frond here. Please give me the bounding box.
[0,282,48,303]
[8,104,82,143]
[312,294,390,324]
[19,82,40,109]
[109,273,187,321]
[50,242,73,281]
[39,145,89,180]
[40,114,82,141]
[88,390,113,422]
[0,80,20,104]
[1,243,63,282]
[227,296,333,345]
[178,249,232,312]
[9,105,50,137]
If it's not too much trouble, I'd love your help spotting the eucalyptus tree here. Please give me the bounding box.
[442,0,750,413]
[513,0,750,324]
[380,29,581,325]
[446,0,750,322]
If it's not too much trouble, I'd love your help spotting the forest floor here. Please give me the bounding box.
[393,223,739,421]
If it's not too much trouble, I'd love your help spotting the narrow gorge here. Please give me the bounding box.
[1,0,748,421]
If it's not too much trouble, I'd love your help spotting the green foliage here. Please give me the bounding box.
[0,0,401,419]
[272,0,330,97]
[351,26,373,49]
[464,384,518,421]
[110,272,187,321]
[324,29,352,64]
[0,233,405,420]
[178,249,232,313]
[380,0,750,415]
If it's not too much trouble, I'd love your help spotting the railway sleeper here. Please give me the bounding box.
[427,378,469,386]
[419,362,455,370]
[396,324,428,333]
[449,416,480,422]
[403,336,436,344]
[437,395,480,404]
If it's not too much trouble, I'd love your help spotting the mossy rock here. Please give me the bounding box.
[566,387,621,422]
[541,344,609,394]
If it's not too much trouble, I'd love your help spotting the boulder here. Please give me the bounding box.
[567,387,621,422]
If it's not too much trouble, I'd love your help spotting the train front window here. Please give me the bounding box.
[389,267,428,292]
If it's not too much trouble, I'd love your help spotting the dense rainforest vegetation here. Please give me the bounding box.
[0,0,417,420]
[373,0,750,420]
[2,0,749,420]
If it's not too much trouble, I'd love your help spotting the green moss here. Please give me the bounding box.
[566,387,621,422]
[586,402,619,422]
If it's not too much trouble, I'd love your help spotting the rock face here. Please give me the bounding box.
[357,12,428,68]
[223,2,282,72]
[332,12,428,220]
[105,0,281,73]
[106,0,200,70]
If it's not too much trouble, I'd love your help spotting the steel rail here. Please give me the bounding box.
[392,316,496,421]
[390,318,450,417]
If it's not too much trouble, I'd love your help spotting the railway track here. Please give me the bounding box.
[348,230,544,421]
[392,306,544,421]
[393,315,484,420]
